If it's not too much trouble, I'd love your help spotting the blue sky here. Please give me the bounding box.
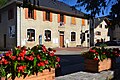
[59,0,114,17]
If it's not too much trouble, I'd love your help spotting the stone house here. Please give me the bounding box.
[0,0,90,50]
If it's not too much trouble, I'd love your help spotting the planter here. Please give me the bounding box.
[84,58,111,72]
[1,68,55,80]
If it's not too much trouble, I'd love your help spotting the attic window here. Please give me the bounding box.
[60,14,64,22]
[28,8,34,19]
[99,24,102,28]
[96,31,101,35]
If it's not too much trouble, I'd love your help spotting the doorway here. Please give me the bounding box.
[59,31,64,47]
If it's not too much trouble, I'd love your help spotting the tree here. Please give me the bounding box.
[0,0,7,7]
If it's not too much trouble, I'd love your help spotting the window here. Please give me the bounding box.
[71,32,76,41]
[71,17,76,25]
[25,8,36,19]
[58,14,66,24]
[105,25,107,28]
[96,31,101,35]
[82,19,85,26]
[43,11,52,22]
[99,24,102,28]
[46,11,50,21]
[8,8,14,20]
[0,14,1,23]
[45,30,51,41]
[28,8,34,19]
[27,29,35,41]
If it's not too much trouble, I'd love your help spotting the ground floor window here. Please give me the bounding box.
[71,32,76,41]
[27,29,35,41]
[45,30,51,41]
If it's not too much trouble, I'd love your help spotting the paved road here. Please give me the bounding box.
[54,47,120,80]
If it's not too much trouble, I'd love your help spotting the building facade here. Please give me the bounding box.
[0,0,90,50]
[94,18,110,44]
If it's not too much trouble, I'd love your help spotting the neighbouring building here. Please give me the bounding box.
[94,17,110,44]
[0,0,90,50]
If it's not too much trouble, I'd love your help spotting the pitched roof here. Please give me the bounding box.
[94,17,109,27]
[16,0,86,18]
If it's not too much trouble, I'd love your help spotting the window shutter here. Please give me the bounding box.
[50,12,52,22]
[82,19,85,26]
[58,14,60,23]
[64,15,66,24]
[71,17,76,25]
[43,11,46,21]
[34,9,36,20]
[25,8,28,19]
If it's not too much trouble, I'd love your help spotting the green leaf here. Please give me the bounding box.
[33,57,37,67]
[18,73,21,78]
[14,61,18,71]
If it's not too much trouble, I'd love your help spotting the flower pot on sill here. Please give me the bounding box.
[1,68,55,80]
[84,58,111,72]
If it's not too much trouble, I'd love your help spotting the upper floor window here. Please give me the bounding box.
[0,14,1,23]
[45,30,51,41]
[27,29,35,41]
[71,17,76,25]
[105,25,107,28]
[99,24,102,28]
[82,19,85,26]
[71,32,76,41]
[8,8,14,20]
[96,31,101,35]
[25,8,36,20]
[58,14,66,24]
[43,11,52,22]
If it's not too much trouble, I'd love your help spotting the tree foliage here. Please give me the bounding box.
[0,0,7,8]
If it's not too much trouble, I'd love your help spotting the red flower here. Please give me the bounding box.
[17,46,21,49]
[49,52,54,56]
[2,58,9,64]
[94,58,99,61]
[42,45,47,52]
[26,56,34,61]
[17,57,21,60]
[11,56,16,60]
[89,48,96,53]
[53,50,56,52]
[18,65,26,72]
[44,60,48,64]
[5,51,12,57]
[102,52,106,54]
[56,57,60,62]
[57,64,60,68]
[37,62,45,67]
[37,55,41,60]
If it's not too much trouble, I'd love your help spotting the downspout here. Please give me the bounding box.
[19,7,22,46]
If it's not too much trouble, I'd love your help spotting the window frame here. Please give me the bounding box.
[8,8,14,20]
[45,30,51,41]
[46,11,50,21]
[96,31,101,35]
[28,8,34,19]
[71,32,76,41]
[27,29,35,41]
[60,14,64,22]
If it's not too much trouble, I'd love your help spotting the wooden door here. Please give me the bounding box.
[60,35,64,47]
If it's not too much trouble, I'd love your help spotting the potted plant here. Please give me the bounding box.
[0,45,60,80]
[82,47,120,72]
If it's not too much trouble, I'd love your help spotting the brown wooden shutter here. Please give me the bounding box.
[43,11,46,21]
[82,19,85,26]
[64,15,66,24]
[34,9,36,20]
[50,12,52,22]
[25,8,28,19]
[58,14,60,23]
[71,17,76,25]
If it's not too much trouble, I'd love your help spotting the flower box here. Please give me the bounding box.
[85,58,111,72]
[1,68,55,80]
[0,45,60,80]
